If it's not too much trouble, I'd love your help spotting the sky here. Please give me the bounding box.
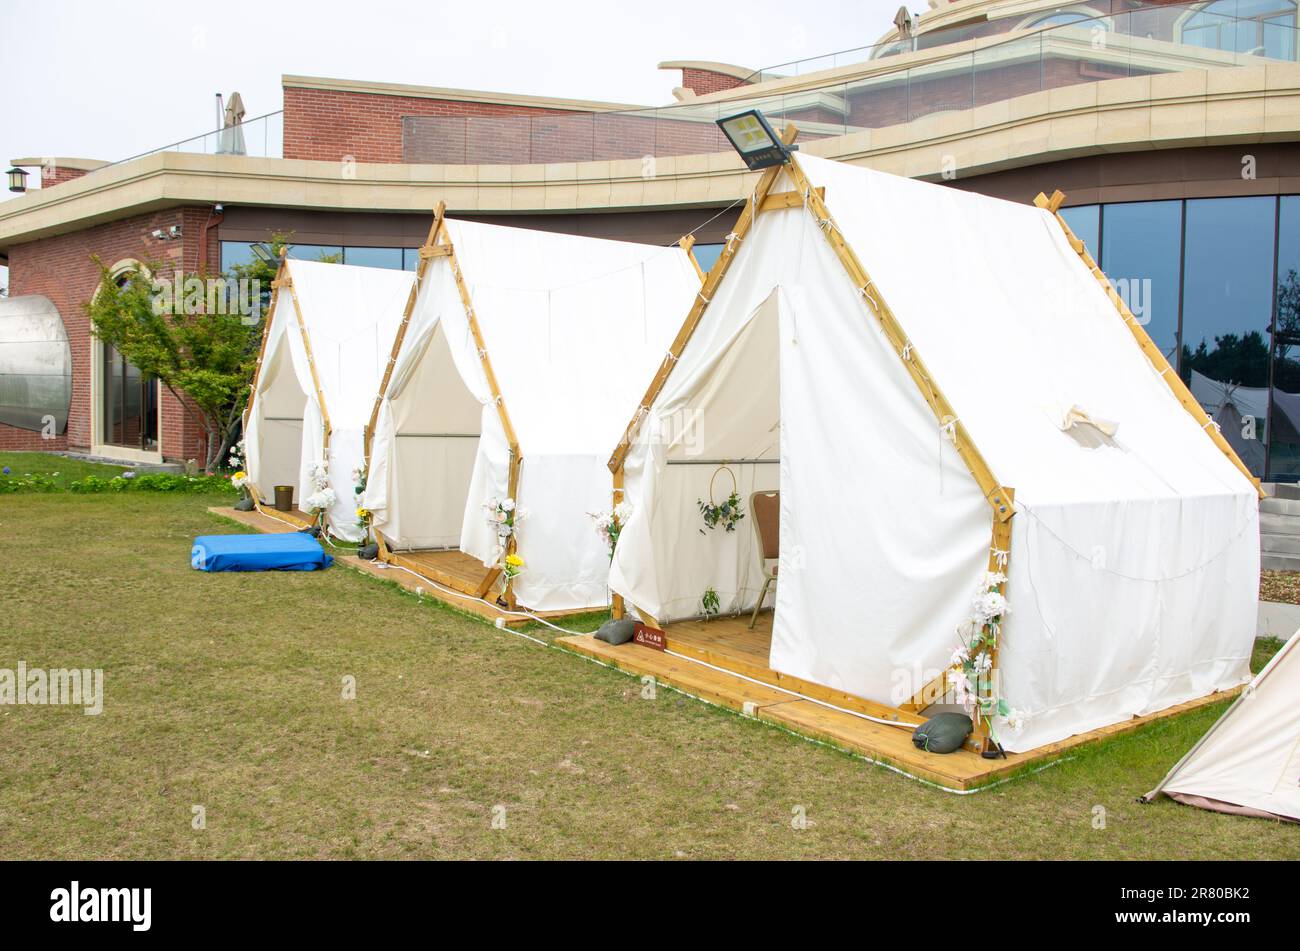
[0,0,909,291]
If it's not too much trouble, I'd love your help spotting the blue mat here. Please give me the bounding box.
[191,533,333,572]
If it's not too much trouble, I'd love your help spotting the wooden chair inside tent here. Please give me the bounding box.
[748,490,780,629]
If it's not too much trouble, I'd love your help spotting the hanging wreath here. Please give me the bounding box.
[698,466,745,533]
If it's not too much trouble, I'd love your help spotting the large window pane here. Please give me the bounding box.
[1100,201,1182,360]
[693,243,724,273]
[344,246,404,270]
[1271,196,1300,479]
[1060,204,1099,258]
[1182,196,1276,478]
[220,241,257,273]
[287,244,342,262]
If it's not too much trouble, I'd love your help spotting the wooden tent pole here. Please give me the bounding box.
[243,252,287,435]
[243,252,298,526]
[436,230,524,606]
[364,201,446,465]
[607,124,799,624]
[285,275,336,534]
[783,154,1013,752]
[1034,189,1265,500]
[678,234,706,283]
[359,202,447,556]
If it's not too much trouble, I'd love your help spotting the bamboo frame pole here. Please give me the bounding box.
[1034,189,1265,500]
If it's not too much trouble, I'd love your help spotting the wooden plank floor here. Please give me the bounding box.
[207,508,592,627]
[557,620,1244,791]
[389,548,489,595]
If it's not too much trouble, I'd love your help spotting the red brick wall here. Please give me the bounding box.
[680,68,749,97]
[1,207,218,462]
[283,85,583,163]
[40,165,94,188]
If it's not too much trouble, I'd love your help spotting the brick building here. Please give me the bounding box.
[5,0,1300,478]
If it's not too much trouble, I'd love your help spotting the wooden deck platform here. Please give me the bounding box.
[207,507,598,628]
[557,614,1243,791]
[388,548,490,595]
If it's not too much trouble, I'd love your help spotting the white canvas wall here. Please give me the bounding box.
[363,219,700,611]
[1147,629,1300,822]
[246,259,414,541]
[611,154,1259,753]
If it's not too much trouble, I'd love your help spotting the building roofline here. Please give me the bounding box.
[3,63,1299,249]
[657,60,757,82]
[281,74,651,113]
[10,157,109,171]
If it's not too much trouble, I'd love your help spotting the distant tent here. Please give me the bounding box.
[1143,628,1300,822]
[606,149,1262,755]
[244,258,415,541]
[1189,370,1267,477]
[361,208,700,612]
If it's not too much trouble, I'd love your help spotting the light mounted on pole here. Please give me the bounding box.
[715,109,796,170]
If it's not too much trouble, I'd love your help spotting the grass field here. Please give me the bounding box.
[0,451,129,488]
[1,489,1297,859]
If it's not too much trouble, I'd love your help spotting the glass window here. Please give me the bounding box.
[287,244,342,263]
[1271,196,1300,479]
[693,243,724,273]
[1181,196,1276,477]
[1180,0,1296,59]
[1100,201,1183,360]
[403,248,421,271]
[1060,204,1099,258]
[220,241,257,273]
[344,246,404,270]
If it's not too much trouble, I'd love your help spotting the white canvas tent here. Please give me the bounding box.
[244,257,415,542]
[362,209,700,611]
[1143,628,1300,822]
[607,148,1262,755]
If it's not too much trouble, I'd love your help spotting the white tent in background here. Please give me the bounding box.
[1143,629,1300,822]
[245,257,415,542]
[607,151,1261,755]
[362,211,700,612]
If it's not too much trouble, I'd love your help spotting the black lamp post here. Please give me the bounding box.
[6,166,29,193]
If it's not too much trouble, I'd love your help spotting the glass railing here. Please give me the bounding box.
[99,110,285,171]
[84,0,1299,175]
[402,1,1299,165]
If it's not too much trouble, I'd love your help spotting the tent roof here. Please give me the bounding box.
[1146,629,1300,821]
[438,217,700,456]
[758,154,1256,508]
[282,258,415,429]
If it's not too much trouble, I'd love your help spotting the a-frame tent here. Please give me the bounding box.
[1142,627,1300,822]
[244,255,415,541]
[361,208,701,612]
[606,137,1262,755]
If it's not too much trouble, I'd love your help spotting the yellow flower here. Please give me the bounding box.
[505,553,524,567]
[356,507,370,519]
[233,471,247,480]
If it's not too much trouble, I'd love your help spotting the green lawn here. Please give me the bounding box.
[1,490,1296,859]
[0,450,129,488]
